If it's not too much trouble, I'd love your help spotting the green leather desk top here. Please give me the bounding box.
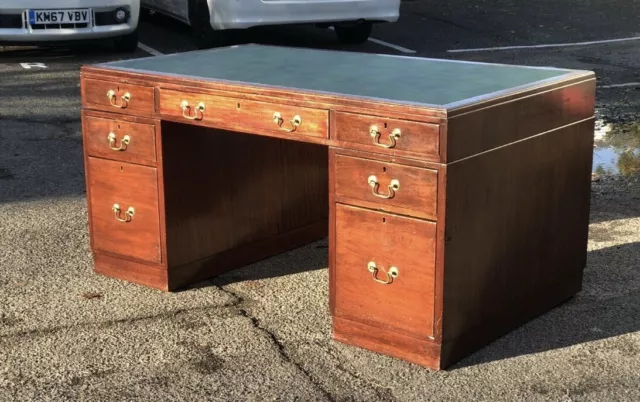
[99,44,585,108]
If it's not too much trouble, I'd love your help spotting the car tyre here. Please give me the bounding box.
[189,0,221,49]
[113,28,139,53]
[334,21,373,45]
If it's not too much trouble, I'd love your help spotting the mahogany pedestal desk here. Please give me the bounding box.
[79,45,596,370]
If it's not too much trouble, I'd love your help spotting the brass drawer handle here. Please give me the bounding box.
[370,125,401,148]
[273,112,302,132]
[106,90,131,109]
[112,204,135,223]
[367,262,399,285]
[107,133,130,151]
[368,175,400,199]
[181,100,206,120]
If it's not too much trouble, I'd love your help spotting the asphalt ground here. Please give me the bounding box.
[1,1,640,400]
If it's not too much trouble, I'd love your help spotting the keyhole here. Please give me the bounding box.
[382,217,386,223]
[117,124,121,129]
[237,103,240,109]
[120,166,123,171]
[384,122,388,129]
[382,166,387,173]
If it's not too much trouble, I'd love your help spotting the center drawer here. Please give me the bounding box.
[87,157,162,264]
[333,204,437,339]
[158,89,328,139]
[333,154,438,220]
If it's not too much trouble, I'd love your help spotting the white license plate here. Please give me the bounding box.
[28,9,91,25]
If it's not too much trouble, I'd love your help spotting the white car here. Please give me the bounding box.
[141,0,400,48]
[0,0,141,52]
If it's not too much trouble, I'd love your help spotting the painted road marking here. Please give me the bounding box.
[20,62,47,69]
[328,27,417,54]
[137,42,164,56]
[600,82,640,89]
[367,37,417,54]
[447,35,640,53]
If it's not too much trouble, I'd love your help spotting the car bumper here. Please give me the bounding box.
[208,0,400,30]
[0,1,139,43]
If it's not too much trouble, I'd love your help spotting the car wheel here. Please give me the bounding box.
[113,28,139,53]
[189,0,220,49]
[334,21,373,45]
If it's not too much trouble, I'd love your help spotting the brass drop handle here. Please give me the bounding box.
[181,100,206,120]
[112,204,135,223]
[107,132,130,151]
[106,90,131,109]
[367,262,399,285]
[368,175,400,199]
[273,112,302,132]
[370,125,401,148]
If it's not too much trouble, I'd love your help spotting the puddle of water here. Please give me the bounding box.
[593,118,640,177]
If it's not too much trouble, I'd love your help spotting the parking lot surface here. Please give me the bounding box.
[1,1,640,400]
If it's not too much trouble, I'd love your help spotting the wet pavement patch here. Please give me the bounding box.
[593,119,640,177]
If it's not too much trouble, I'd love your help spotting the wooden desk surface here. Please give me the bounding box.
[96,44,585,109]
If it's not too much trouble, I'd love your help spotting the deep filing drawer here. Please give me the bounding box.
[83,78,155,115]
[83,115,157,165]
[158,89,329,139]
[87,157,162,264]
[334,203,437,339]
[333,154,438,221]
[333,111,440,161]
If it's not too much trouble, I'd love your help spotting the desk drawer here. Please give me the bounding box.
[84,115,157,165]
[334,204,436,338]
[83,78,155,115]
[333,111,440,160]
[87,157,162,264]
[158,89,328,139]
[334,154,438,220]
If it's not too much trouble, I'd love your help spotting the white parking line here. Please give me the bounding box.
[328,26,417,54]
[367,37,417,54]
[600,82,640,89]
[447,35,640,53]
[137,42,164,56]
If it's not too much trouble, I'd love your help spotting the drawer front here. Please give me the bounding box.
[87,157,162,264]
[158,89,328,139]
[334,204,436,338]
[84,115,157,165]
[84,78,155,115]
[333,111,440,159]
[334,154,438,220]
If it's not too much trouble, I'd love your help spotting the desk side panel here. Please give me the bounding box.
[440,118,595,367]
[445,77,595,162]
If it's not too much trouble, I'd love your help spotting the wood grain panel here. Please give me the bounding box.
[87,157,162,264]
[446,78,595,161]
[334,154,438,220]
[441,119,594,364]
[334,204,437,339]
[158,89,328,139]
[332,111,440,161]
[83,78,155,115]
[332,316,441,370]
[84,115,157,165]
[94,253,168,291]
[161,122,328,270]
